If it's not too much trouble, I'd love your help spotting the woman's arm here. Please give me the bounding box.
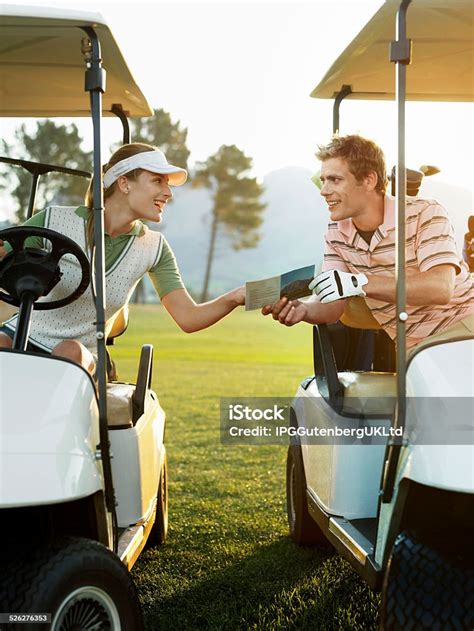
[161,286,245,333]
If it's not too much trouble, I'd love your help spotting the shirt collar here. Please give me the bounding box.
[336,194,396,240]
[75,206,145,237]
[379,194,396,235]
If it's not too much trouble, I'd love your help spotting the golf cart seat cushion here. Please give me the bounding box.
[107,305,129,343]
[340,297,382,330]
[338,371,396,416]
[107,382,135,427]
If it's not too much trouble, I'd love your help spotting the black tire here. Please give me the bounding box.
[380,531,474,630]
[146,449,169,547]
[286,444,328,545]
[0,537,143,631]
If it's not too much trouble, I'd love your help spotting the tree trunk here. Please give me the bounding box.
[201,211,219,302]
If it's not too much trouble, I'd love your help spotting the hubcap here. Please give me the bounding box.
[52,586,121,631]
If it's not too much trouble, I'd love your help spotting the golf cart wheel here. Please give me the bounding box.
[286,444,328,545]
[380,531,474,630]
[0,537,143,631]
[147,449,169,547]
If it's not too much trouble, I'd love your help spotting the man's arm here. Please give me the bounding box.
[365,264,456,306]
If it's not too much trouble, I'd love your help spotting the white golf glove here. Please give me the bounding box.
[308,270,368,303]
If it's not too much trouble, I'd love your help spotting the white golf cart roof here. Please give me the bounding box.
[0,5,154,117]
[311,0,474,102]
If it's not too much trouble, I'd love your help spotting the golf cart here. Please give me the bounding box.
[286,0,474,628]
[0,7,168,629]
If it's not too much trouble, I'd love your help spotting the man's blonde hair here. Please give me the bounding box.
[316,134,387,194]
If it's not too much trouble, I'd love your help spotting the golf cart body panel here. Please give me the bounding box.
[294,381,392,519]
[109,389,166,527]
[0,351,102,507]
[403,339,474,492]
[296,334,473,524]
[0,5,153,117]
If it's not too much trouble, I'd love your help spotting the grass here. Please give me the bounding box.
[111,305,380,630]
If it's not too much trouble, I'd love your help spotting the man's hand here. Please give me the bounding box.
[309,269,368,303]
[261,296,307,326]
[0,239,7,261]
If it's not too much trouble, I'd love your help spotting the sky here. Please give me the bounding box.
[1,0,473,195]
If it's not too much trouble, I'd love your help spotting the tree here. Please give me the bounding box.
[2,121,92,222]
[130,108,190,169]
[193,145,266,301]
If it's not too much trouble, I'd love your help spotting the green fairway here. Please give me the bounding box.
[112,305,380,630]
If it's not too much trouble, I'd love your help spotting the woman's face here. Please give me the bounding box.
[125,169,173,222]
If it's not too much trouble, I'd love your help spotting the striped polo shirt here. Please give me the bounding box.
[323,194,474,347]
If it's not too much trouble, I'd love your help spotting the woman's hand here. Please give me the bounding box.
[230,285,245,307]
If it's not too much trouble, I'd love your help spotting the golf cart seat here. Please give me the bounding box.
[107,344,154,428]
[107,383,136,428]
[107,305,129,343]
[313,322,396,417]
[337,371,396,416]
[105,306,130,380]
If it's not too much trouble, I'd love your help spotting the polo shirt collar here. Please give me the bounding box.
[379,194,396,236]
[75,206,145,237]
[336,194,396,240]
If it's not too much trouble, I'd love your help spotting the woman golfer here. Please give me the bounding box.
[0,143,245,373]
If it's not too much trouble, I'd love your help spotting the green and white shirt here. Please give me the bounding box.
[3,206,185,352]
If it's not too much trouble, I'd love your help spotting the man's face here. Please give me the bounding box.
[319,157,371,222]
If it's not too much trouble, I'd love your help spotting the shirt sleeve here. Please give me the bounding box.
[148,235,185,299]
[415,202,462,274]
[321,233,350,273]
[2,209,47,253]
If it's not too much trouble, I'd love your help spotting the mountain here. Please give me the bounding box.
[151,166,327,296]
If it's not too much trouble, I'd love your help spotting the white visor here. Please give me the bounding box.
[103,149,188,189]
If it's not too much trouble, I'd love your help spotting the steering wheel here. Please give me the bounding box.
[0,226,90,310]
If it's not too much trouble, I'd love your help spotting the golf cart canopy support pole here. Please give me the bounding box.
[81,25,117,537]
[111,104,131,144]
[383,0,412,503]
[333,85,352,134]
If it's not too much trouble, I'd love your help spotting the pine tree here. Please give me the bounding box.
[2,121,92,222]
[194,145,266,301]
[130,108,190,169]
